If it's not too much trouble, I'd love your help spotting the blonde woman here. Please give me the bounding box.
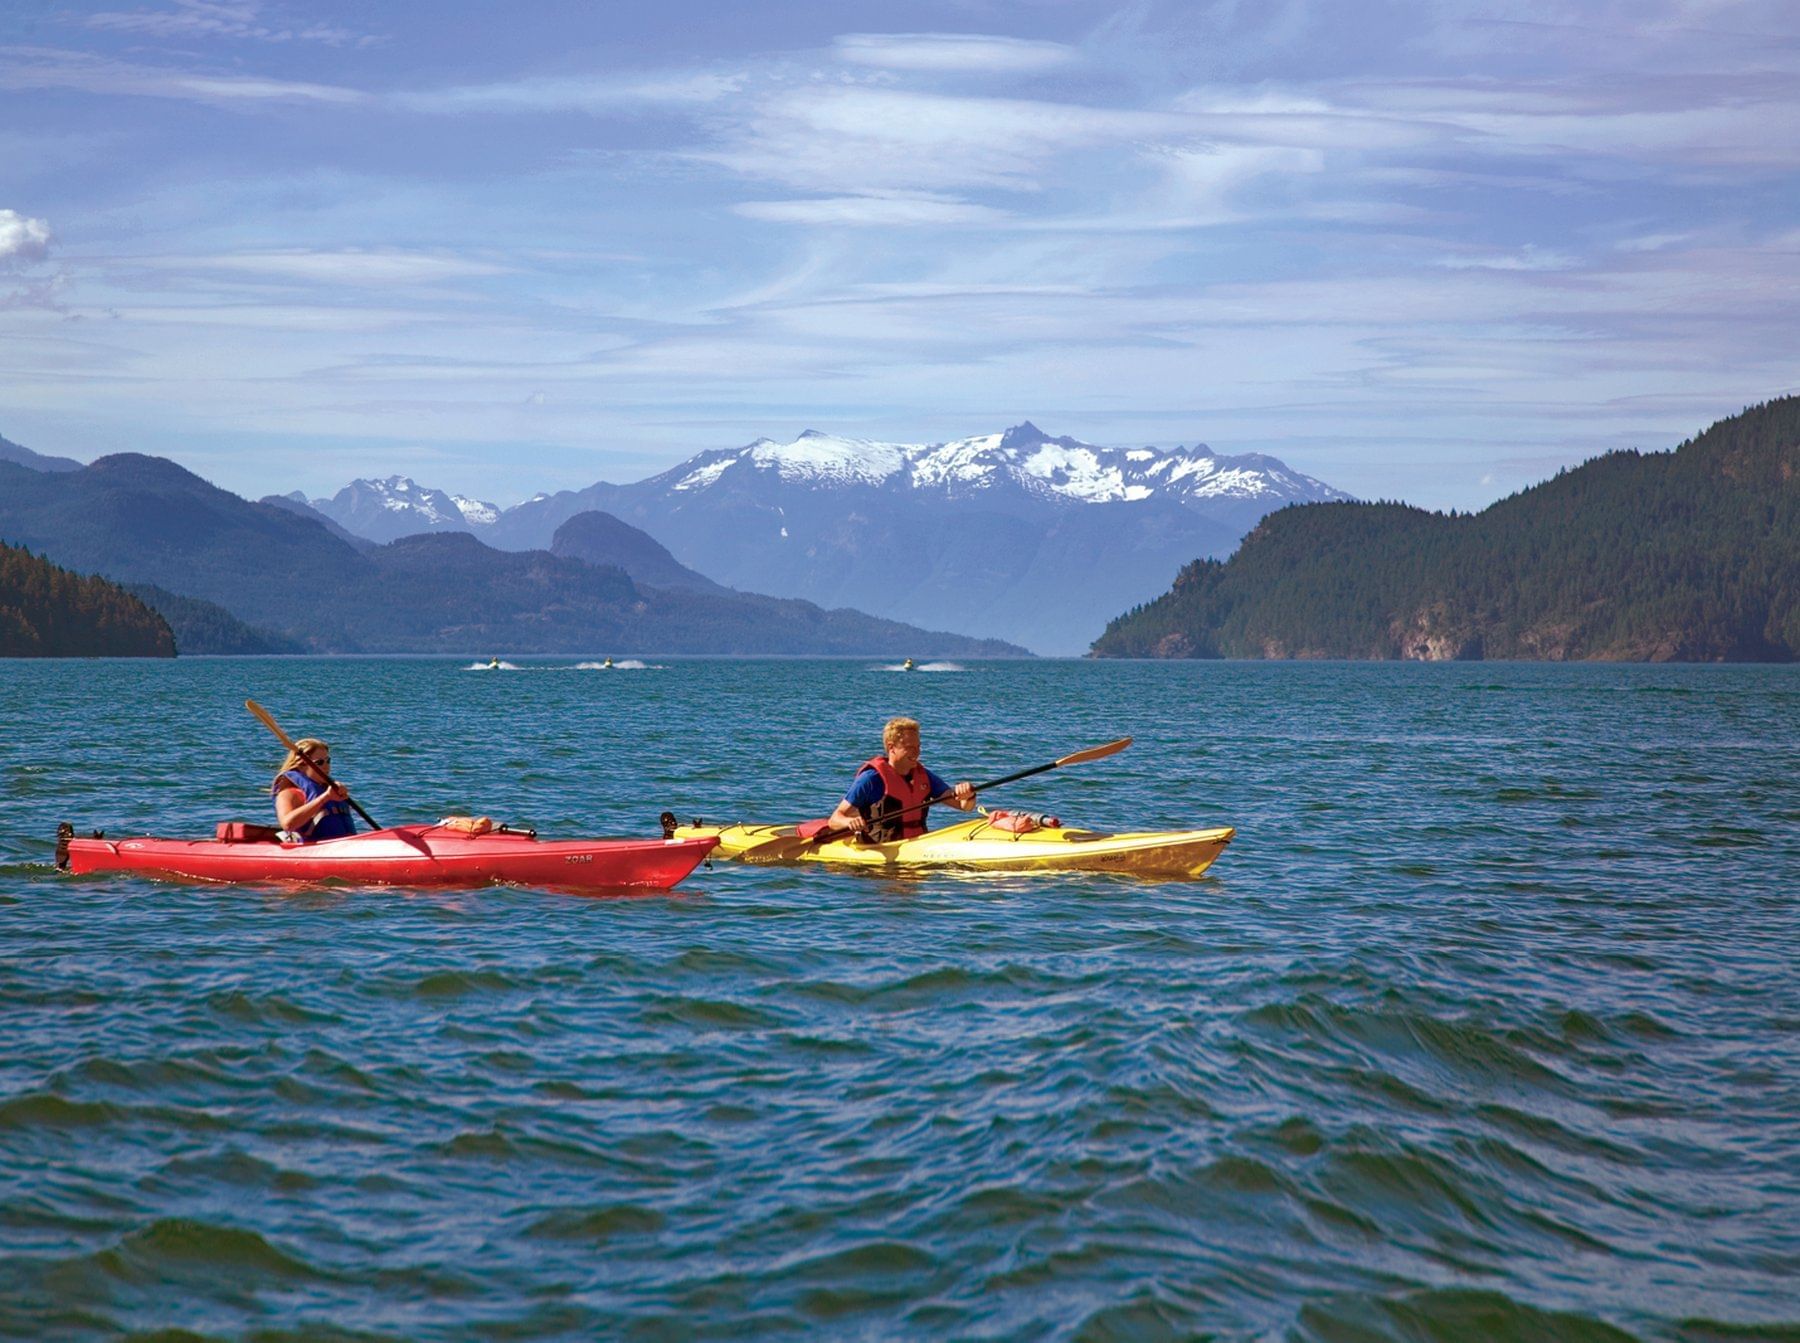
[271,738,357,842]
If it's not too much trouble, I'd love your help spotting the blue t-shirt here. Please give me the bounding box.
[844,760,950,811]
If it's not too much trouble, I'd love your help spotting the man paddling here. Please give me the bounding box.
[825,717,977,841]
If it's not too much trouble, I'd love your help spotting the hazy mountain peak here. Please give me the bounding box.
[308,474,500,543]
[999,421,1049,449]
[0,432,83,473]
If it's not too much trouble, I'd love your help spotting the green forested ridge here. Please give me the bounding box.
[1091,398,1800,662]
[0,542,176,657]
[123,584,304,655]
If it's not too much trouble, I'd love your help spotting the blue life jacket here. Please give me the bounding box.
[273,769,356,841]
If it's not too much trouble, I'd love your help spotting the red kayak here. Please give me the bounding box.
[56,822,717,892]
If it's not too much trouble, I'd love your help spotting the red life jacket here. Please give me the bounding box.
[856,754,935,840]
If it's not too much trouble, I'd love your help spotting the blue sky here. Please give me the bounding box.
[3,0,1797,509]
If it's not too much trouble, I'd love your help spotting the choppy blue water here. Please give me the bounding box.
[2,657,1796,1341]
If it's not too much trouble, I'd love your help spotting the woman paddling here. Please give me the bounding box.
[272,738,357,842]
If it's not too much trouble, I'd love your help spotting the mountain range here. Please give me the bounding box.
[1092,398,1800,662]
[302,423,1349,653]
[0,453,1021,656]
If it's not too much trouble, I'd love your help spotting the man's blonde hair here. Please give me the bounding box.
[883,717,921,749]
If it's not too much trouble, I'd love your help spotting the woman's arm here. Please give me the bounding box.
[274,781,347,832]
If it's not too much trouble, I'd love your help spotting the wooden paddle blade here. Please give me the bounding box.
[245,698,381,831]
[1053,736,1133,768]
[244,698,299,752]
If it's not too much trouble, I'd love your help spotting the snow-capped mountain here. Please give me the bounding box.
[305,476,500,545]
[479,422,1350,653]
[661,422,1343,509]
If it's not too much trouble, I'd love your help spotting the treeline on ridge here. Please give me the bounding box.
[0,541,176,657]
[1092,397,1800,662]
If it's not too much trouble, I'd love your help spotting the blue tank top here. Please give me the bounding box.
[273,769,357,841]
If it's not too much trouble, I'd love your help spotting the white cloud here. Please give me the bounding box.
[1154,144,1325,221]
[397,71,741,115]
[80,0,370,46]
[178,249,512,284]
[1435,245,1578,271]
[0,45,365,104]
[697,86,1184,194]
[833,33,1077,74]
[0,210,52,265]
[734,195,1007,226]
[1341,73,1800,172]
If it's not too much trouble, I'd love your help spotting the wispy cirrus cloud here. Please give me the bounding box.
[174,249,513,284]
[1342,72,1800,172]
[696,86,1184,195]
[832,32,1078,74]
[733,195,1008,227]
[78,0,374,47]
[0,46,365,104]
[395,70,742,115]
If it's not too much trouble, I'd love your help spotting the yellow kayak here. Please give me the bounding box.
[670,815,1234,880]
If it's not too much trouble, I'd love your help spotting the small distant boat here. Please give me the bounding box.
[902,658,915,671]
[487,657,501,669]
[603,657,614,669]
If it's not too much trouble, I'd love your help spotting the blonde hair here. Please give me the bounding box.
[883,717,921,749]
[273,737,330,791]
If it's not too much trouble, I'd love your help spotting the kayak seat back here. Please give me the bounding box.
[216,821,282,843]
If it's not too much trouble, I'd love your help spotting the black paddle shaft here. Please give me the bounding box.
[871,758,1061,830]
[290,754,380,831]
[322,774,380,831]
[839,737,1133,834]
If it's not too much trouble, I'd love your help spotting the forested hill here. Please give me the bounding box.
[0,542,175,657]
[1091,398,1800,662]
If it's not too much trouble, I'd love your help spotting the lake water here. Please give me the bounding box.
[2,657,1796,1341]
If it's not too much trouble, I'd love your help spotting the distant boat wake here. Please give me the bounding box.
[465,660,663,672]
[874,661,964,673]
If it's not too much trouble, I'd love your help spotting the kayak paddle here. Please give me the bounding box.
[794,735,1134,842]
[245,698,381,830]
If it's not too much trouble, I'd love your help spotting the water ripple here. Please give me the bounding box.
[1,658,1796,1339]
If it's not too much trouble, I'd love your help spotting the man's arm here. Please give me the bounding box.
[927,768,978,812]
